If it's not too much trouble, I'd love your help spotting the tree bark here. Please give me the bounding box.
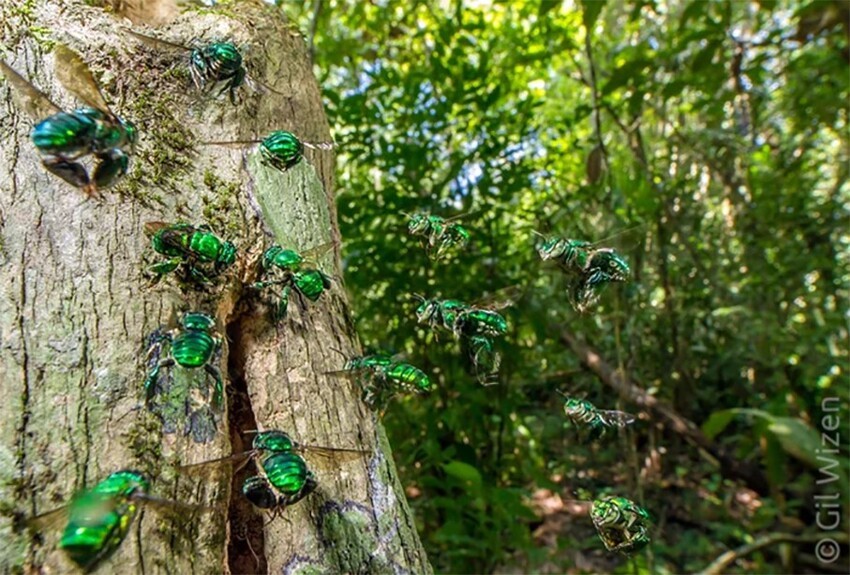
[0,2,432,574]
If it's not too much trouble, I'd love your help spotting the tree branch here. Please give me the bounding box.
[698,532,850,575]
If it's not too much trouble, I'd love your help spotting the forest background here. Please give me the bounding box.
[278,0,849,573]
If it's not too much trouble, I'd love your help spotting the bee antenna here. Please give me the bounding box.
[243,429,261,435]
[555,389,570,399]
[328,347,347,358]
[408,293,426,303]
[531,230,547,239]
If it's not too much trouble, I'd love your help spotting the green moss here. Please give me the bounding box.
[319,503,396,575]
[116,87,195,205]
[201,170,242,236]
[123,414,164,480]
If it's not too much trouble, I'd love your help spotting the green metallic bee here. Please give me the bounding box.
[535,234,595,275]
[535,232,632,312]
[329,353,433,410]
[145,222,237,285]
[414,298,471,334]
[127,30,248,104]
[252,243,334,319]
[207,130,334,172]
[406,212,470,259]
[570,249,631,313]
[415,296,508,384]
[0,45,137,195]
[461,335,501,385]
[558,392,635,441]
[32,470,191,573]
[181,430,366,518]
[144,312,224,441]
[590,496,652,554]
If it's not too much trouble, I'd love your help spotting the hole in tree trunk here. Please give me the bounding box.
[225,310,267,574]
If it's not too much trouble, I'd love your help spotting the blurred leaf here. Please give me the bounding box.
[702,409,737,439]
[443,461,483,488]
[538,0,560,18]
[581,0,607,31]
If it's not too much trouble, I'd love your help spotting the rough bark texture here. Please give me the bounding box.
[0,2,432,574]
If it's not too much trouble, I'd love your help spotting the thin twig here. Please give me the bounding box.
[307,0,323,62]
[698,532,850,575]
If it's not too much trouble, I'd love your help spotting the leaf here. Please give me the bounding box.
[586,145,604,184]
[443,460,483,488]
[711,409,824,470]
[766,416,822,470]
[581,0,607,31]
[538,0,560,18]
[702,409,737,439]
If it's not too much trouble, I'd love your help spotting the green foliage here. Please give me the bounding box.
[284,0,849,572]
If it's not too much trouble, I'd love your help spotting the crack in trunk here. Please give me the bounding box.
[224,305,267,574]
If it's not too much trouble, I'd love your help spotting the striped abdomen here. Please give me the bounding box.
[31,110,98,157]
[261,452,310,496]
[172,331,215,368]
[385,362,432,392]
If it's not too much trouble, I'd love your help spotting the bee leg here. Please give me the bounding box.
[145,358,175,403]
[204,364,224,410]
[188,266,214,285]
[276,285,291,320]
[92,149,130,190]
[229,69,246,105]
[41,156,92,194]
[148,258,183,278]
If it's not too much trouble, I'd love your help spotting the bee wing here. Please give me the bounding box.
[295,444,370,461]
[143,221,170,236]
[324,369,358,379]
[53,44,113,116]
[125,28,192,52]
[596,410,636,427]
[443,209,480,223]
[136,493,214,514]
[27,504,70,531]
[147,226,206,259]
[472,285,525,311]
[178,450,256,474]
[0,58,62,118]
[300,240,336,262]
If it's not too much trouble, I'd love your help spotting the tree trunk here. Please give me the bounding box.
[0,2,432,573]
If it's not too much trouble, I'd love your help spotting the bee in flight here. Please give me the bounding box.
[591,496,652,554]
[0,45,137,195]
[180,430,367,519]
[414,294,511,384]
[327,351,433,411]
[30,469,199,573]
[406,212,471,260]
[558,392,635,441]
[535,231,633,312]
